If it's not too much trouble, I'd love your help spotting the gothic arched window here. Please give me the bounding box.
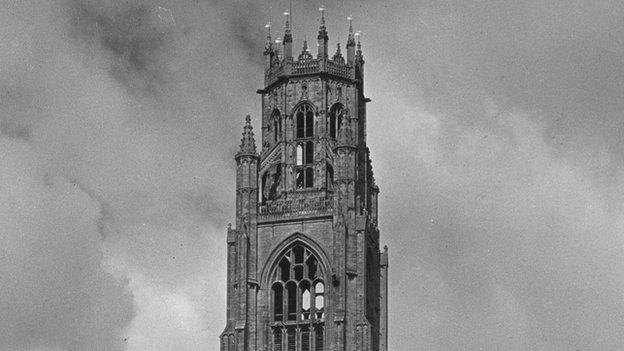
[328,103,343,139]
[294,104,315,189]
[296,104,314,138]
[271,243,326,350]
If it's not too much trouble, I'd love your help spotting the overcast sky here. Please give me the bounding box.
[2,0,624,350]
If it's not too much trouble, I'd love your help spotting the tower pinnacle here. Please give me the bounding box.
[355,31,364,62]
[317,6,329,58]
[264,22,272,54]
[346,17,356,64]
[347,16,355,47]
[319,6,326,31]
[283,10,291,39]
[237,115,257,156]
[283,10,293,59]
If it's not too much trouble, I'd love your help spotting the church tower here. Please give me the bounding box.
[221,9,388,351]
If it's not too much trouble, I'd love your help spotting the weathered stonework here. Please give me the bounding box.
[221,12,388,351]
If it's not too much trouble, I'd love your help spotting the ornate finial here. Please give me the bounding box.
[237,115,257,156]
[347,16,355,47]
[332,42,344,63]
[299,38,313,61]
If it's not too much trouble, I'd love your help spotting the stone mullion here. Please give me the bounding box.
[281,327,286,351]
[296,279,302,323]
[310,283,317,322]
[284,255,290,321]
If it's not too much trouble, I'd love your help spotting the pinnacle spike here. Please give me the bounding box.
[237,115,257,156]
[347,16,356,47]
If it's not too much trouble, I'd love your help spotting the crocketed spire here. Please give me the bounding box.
[237,115,257,156]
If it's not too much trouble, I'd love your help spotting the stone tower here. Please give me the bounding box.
[221,9,388,351]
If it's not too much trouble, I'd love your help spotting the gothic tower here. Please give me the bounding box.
[221,9,388,351]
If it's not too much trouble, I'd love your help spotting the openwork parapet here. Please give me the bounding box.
[258,197,333,222]
[265,58,353,86]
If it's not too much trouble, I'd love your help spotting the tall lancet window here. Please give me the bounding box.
[295,103,315,189]
[271,243,326,350]
[328,103,343,139]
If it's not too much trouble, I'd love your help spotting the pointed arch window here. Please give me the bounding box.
[271,243,326,350]
[296,104,314,138]
[294,103,315,189]
[328,103,344,139]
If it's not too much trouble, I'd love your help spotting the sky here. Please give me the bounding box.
[2,0,624,350]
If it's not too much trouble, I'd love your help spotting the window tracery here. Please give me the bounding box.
[295,104,315,189]
[271,243,325,350]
